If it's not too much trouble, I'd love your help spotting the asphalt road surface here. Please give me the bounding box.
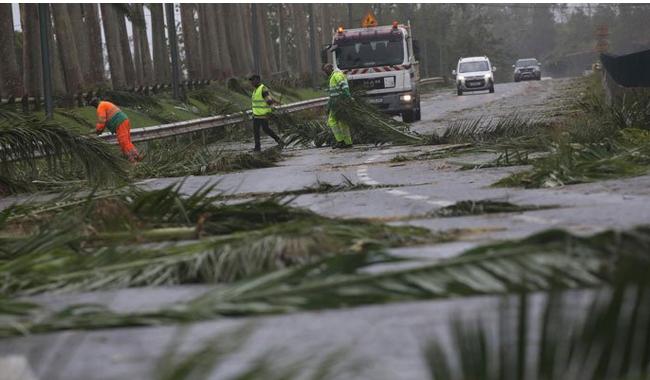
[3,78,650,380]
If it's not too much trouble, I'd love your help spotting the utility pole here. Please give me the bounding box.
[251,4,260,75]
[347,4,353,27]
[38,4,53,119]
[308,4,317,89]
[165,3,181,100]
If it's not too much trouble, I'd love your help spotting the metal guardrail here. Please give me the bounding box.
[98,76,442,144]
[98,97,328,144]
[419,77,445,86]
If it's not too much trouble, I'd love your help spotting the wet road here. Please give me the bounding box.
[3,78,650,379]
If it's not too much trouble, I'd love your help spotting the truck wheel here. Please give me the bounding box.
[489,85,495,93]
[457,89,463,96]
[402,111,415,123]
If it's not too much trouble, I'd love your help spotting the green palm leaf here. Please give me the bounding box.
[0,109,127,192]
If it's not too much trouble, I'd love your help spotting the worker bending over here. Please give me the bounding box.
[249,74,284,152]
[322,63,353,148]
[90,98,140,162]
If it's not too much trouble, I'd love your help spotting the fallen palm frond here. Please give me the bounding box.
[430,114,552,148]
[157,326,355,380]
[0,109,128,193]
[0,183,437,296]
[5,226,649,337]
[424,284,650,380]
[430,200,555,217]
[495,129,650,188]
[272,96,422,147]
[133,142,283,179]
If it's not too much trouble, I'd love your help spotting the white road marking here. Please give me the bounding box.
[355,151,455,208]
[513,214,556,225]
[405,195,429,201]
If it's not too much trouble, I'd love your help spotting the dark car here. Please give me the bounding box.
[513,58,541,82]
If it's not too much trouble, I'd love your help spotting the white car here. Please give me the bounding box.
[452,56,496,96]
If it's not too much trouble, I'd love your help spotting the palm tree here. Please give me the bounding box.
[0,4,23,97]
[51,4,84,94]
[20,4,42,99]
[100,4,127,89]
[180,4,201,80]
[83,4,105,87]
[150,4,171,84]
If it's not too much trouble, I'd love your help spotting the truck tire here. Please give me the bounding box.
[457,89,463,96]
[402,111,415,123]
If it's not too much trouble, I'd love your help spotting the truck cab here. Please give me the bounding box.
[328,22,421,122]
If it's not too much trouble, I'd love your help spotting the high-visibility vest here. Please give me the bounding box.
[251,84,272,118]
[97,101,128,134]
[328,70,350,98]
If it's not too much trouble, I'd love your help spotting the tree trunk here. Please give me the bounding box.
[150,4,171,84]
[278,4,288,72]
[115,9,135,87]
[132,20,144,85]
[20,4,42,98]
[291,4,310,78]
[197,4,209,78]
[262,4,278,74]
[83,4,105,86]
[214,5,233,77]
[46,11,66,96]
[225,4,252,76]
[198,4,221,79]
[67,4,92,85]
[254,5,272,76]
[100,4,127,89]
[134,5,153,85]
[180,4,201,80]
[51,4,84,94]
[0,4,23,96]
[240,4,254,72]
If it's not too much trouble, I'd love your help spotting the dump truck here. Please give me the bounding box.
[324,15,421,122]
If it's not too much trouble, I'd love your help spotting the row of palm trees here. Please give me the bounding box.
[0,4,349,99]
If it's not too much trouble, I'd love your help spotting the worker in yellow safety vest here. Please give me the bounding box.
[248,74,284,152]
[322,63,352,148]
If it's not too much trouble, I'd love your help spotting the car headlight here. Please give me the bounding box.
[484,74,493,80]
[400,94,413,102]
[383,76,395,88]
[457,75,465,82]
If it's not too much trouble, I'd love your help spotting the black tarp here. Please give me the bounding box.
[600,49,650,87]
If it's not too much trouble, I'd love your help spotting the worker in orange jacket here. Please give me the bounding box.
[90,98,140,162]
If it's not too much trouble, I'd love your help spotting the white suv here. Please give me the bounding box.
[452,56,496,96]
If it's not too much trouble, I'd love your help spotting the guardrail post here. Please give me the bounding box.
[38,4,54,119]
[166,3,181,100]
[21,95,29,113]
